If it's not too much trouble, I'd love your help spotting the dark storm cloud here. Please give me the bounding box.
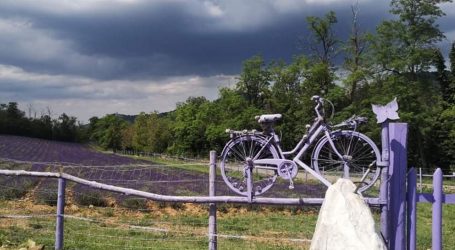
[0,0,392,80]
[0,0,453,121]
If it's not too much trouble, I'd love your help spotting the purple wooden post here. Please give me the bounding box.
[432,168,443,250]
[407,168,417,250]
[55,178,66,250]
[388,123,407,250]
[380,122,390,243]
[208,151,217,250]
[374,98,400,246]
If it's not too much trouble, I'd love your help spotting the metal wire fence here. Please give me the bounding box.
[0,158,323,249]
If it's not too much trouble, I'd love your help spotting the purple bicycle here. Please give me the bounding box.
[220,96,384,196]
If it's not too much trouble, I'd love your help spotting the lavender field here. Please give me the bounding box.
[0,135,326,204]
[0,135,146,166]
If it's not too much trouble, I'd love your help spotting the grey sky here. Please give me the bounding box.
[0,0,454,122]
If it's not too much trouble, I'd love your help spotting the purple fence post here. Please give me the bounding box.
[208,151,217,250]
[388,123,408,250]
[55,178,66,250]
[373,98,400,246]
[380,121,390,244]
[432,168,443,250]
[407,168,417,250]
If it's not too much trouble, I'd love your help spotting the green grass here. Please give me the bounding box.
[1,194,455,249]
[415,203,455,250]
[0,201,315,249]
[123,154,214,175]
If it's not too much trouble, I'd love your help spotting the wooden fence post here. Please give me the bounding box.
[380,122,390,244]
[407,168,417,250]
[432,168,443,250]
[55,178,66,250]
[208,151,217,250]
[388,123,408,250]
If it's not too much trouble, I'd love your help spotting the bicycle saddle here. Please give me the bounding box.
[255,114,282,123]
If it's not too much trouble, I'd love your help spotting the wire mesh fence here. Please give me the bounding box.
[0,159,324,249]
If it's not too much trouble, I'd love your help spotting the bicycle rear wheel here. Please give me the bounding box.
[220,135,279,196]
[311,130,381,192]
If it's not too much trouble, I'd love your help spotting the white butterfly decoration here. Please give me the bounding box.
[372,97,400,124]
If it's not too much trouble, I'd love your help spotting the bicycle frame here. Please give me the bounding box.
[252,117,347,187]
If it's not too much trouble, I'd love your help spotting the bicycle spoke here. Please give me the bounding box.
[221,136,279,196]
[312,131,380,193]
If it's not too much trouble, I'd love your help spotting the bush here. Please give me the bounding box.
[120,198,148,210]
[74,191,108,207]
[0,178,38,200]
[0,187,29,200]
[33,190,58,206]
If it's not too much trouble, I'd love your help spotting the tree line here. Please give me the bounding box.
[0,102,82,142]
[1,0,454,172]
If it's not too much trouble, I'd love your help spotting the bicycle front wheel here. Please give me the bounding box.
[311,130,381,193]
[220,135,279,196]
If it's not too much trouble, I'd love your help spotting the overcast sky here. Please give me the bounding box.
[1,0,454,122]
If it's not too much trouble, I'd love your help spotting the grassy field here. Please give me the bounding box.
[0,199,317,249]
[0,196,454,249]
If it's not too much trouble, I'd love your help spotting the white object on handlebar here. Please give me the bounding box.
[257,114,282,123]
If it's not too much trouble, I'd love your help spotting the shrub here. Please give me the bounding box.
[120,198,148,210]
[74,191,108,207]
[0,187,29,200]
[33,190,58,206]
[0,178,38,200]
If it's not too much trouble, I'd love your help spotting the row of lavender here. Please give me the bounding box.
[0,135,146,166]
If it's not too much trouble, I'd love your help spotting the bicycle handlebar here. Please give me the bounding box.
[333,115,368,128]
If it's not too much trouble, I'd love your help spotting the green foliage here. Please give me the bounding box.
[34,190,58,206]
[236,55,270,107]
[131,112,171,152]
[90,114,128,151]
[306,11,338,65]
[120,198,148,210]
[0,178,38,200]
[372,0,450,75]
[0,102,83,142]
[169,96,211,156]
[74,190,109,207]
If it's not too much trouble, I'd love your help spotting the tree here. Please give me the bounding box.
[343,4,370,103]
[90,114,127,151]
[236,55,270,108]
[306,11,338,65]
[5,102,26,134]
[53,113,77,142]
[369,0,452,170]
[372,0,450,77]
[132,112,150,151]
[170,97,211,156]
[132,112,171,153]
[305,11,339,95]
[448,41,455,103]
[433,48,451,103]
